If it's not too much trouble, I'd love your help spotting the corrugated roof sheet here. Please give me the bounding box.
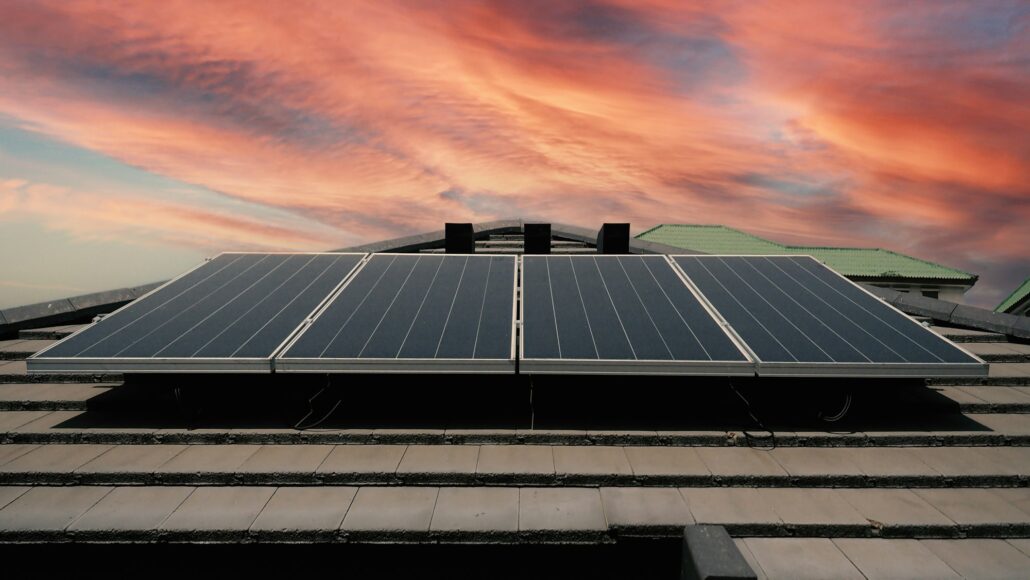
[636,224,976,282]
[996,277,1030,313]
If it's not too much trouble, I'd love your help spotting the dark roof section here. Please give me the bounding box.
[0,282,164,339]
[337,219,695,256]
[864,284,1030,339]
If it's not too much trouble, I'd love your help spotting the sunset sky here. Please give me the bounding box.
[0,0,1027,309]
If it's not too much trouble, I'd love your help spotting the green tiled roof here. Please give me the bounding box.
[996,278,1030,313]
[636,224,976,282]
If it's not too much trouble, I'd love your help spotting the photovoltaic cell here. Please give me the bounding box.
[672,255,986,377]
[28,253,365,373]
[520,255,752,375]
[277,254,516,373]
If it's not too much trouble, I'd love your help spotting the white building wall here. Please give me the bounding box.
[870,283,970,304]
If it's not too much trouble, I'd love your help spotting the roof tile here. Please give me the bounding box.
[637,224,976,281]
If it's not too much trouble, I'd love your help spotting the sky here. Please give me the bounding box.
[0,0,1027,309]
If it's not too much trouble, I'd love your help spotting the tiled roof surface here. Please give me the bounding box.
[3,231,1030,577]
[636,224,977,281]
[2,322,1030,568]
[997,277,1030,314]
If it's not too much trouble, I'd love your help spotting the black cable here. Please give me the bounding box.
[173,385,197,431]
[728,379,775,450]
[818,391,853,423]
[293,375,343,430]
[528,376,535,430]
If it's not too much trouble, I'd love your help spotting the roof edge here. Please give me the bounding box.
[863,284,1030,339]
[0,281,165,338]
[336,219,524,253]
[996,277,1030,313]
[340,219,703,256]
[638,224,976,281]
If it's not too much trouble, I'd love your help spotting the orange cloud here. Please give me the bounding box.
[0,177,337,251]
[0,0,1026,305]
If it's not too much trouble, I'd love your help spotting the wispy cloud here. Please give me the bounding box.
[0,0,1026,306]
[0,177,338,251]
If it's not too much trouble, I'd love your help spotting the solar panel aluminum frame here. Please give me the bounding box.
[274,254,519,374]
[517,255,756,376]
[27,252,369,374]
[669,254,989,379]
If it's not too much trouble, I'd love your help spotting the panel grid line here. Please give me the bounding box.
[615,257,674,360]
[689,257,795,362]
[544,257,563,359]
[396,256,446,358]
[185,254,317,357]
[152,255,297,357]
[71,254,246,356]
[762,257,909,362]
[640,258,712,361]
[357,255,422,358]
[789,257,947,362]
[319,255,399,358]
[471,257,495,358]
[433,256,470,358]
[230,254,347,357]
[713,256,835,362]
[592,257,636,360]
[740,257,872,363]
[108,255,273,357]
[568,256,601,359]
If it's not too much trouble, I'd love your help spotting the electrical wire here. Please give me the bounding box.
[173,384,197,430]
[728,379,775,450]
[528,376,535,430]
[817,391,853,423]
[293,375,343,430]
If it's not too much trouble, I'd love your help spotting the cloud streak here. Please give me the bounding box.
[0,0,1026,306]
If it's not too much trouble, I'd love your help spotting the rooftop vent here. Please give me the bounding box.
[445,223,475,254]
[597,223,630,254]
[523,223,551,254]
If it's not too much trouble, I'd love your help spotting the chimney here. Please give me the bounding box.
[523,223,551,254]
[445,223,475,253]
[596,223,630,254]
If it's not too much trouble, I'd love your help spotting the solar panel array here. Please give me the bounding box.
[520,255,751,375]
[30,253,365,372]
[29,250,986,378]
[672,256,984,376]
[278,254,516,373]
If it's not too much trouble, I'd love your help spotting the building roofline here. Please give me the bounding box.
[338,219,699,256]
[0,281,165,339]
[864,284,1030,339]
[638,224,977,283]
[996,277,1030,313]
[336,219,525,253]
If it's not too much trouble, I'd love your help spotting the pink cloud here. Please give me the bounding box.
[0,177,337,251]
[0,0,1025,304]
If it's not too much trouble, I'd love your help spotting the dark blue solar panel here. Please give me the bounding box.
[520,255,750,374]
[29,253,365,372]
[673,255,984,373]
[278,254,516,372]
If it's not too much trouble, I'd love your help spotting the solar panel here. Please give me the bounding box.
[276,254,517,373]
[672,255,987,377]
[519,255,753,375]
[28,253,366,373]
